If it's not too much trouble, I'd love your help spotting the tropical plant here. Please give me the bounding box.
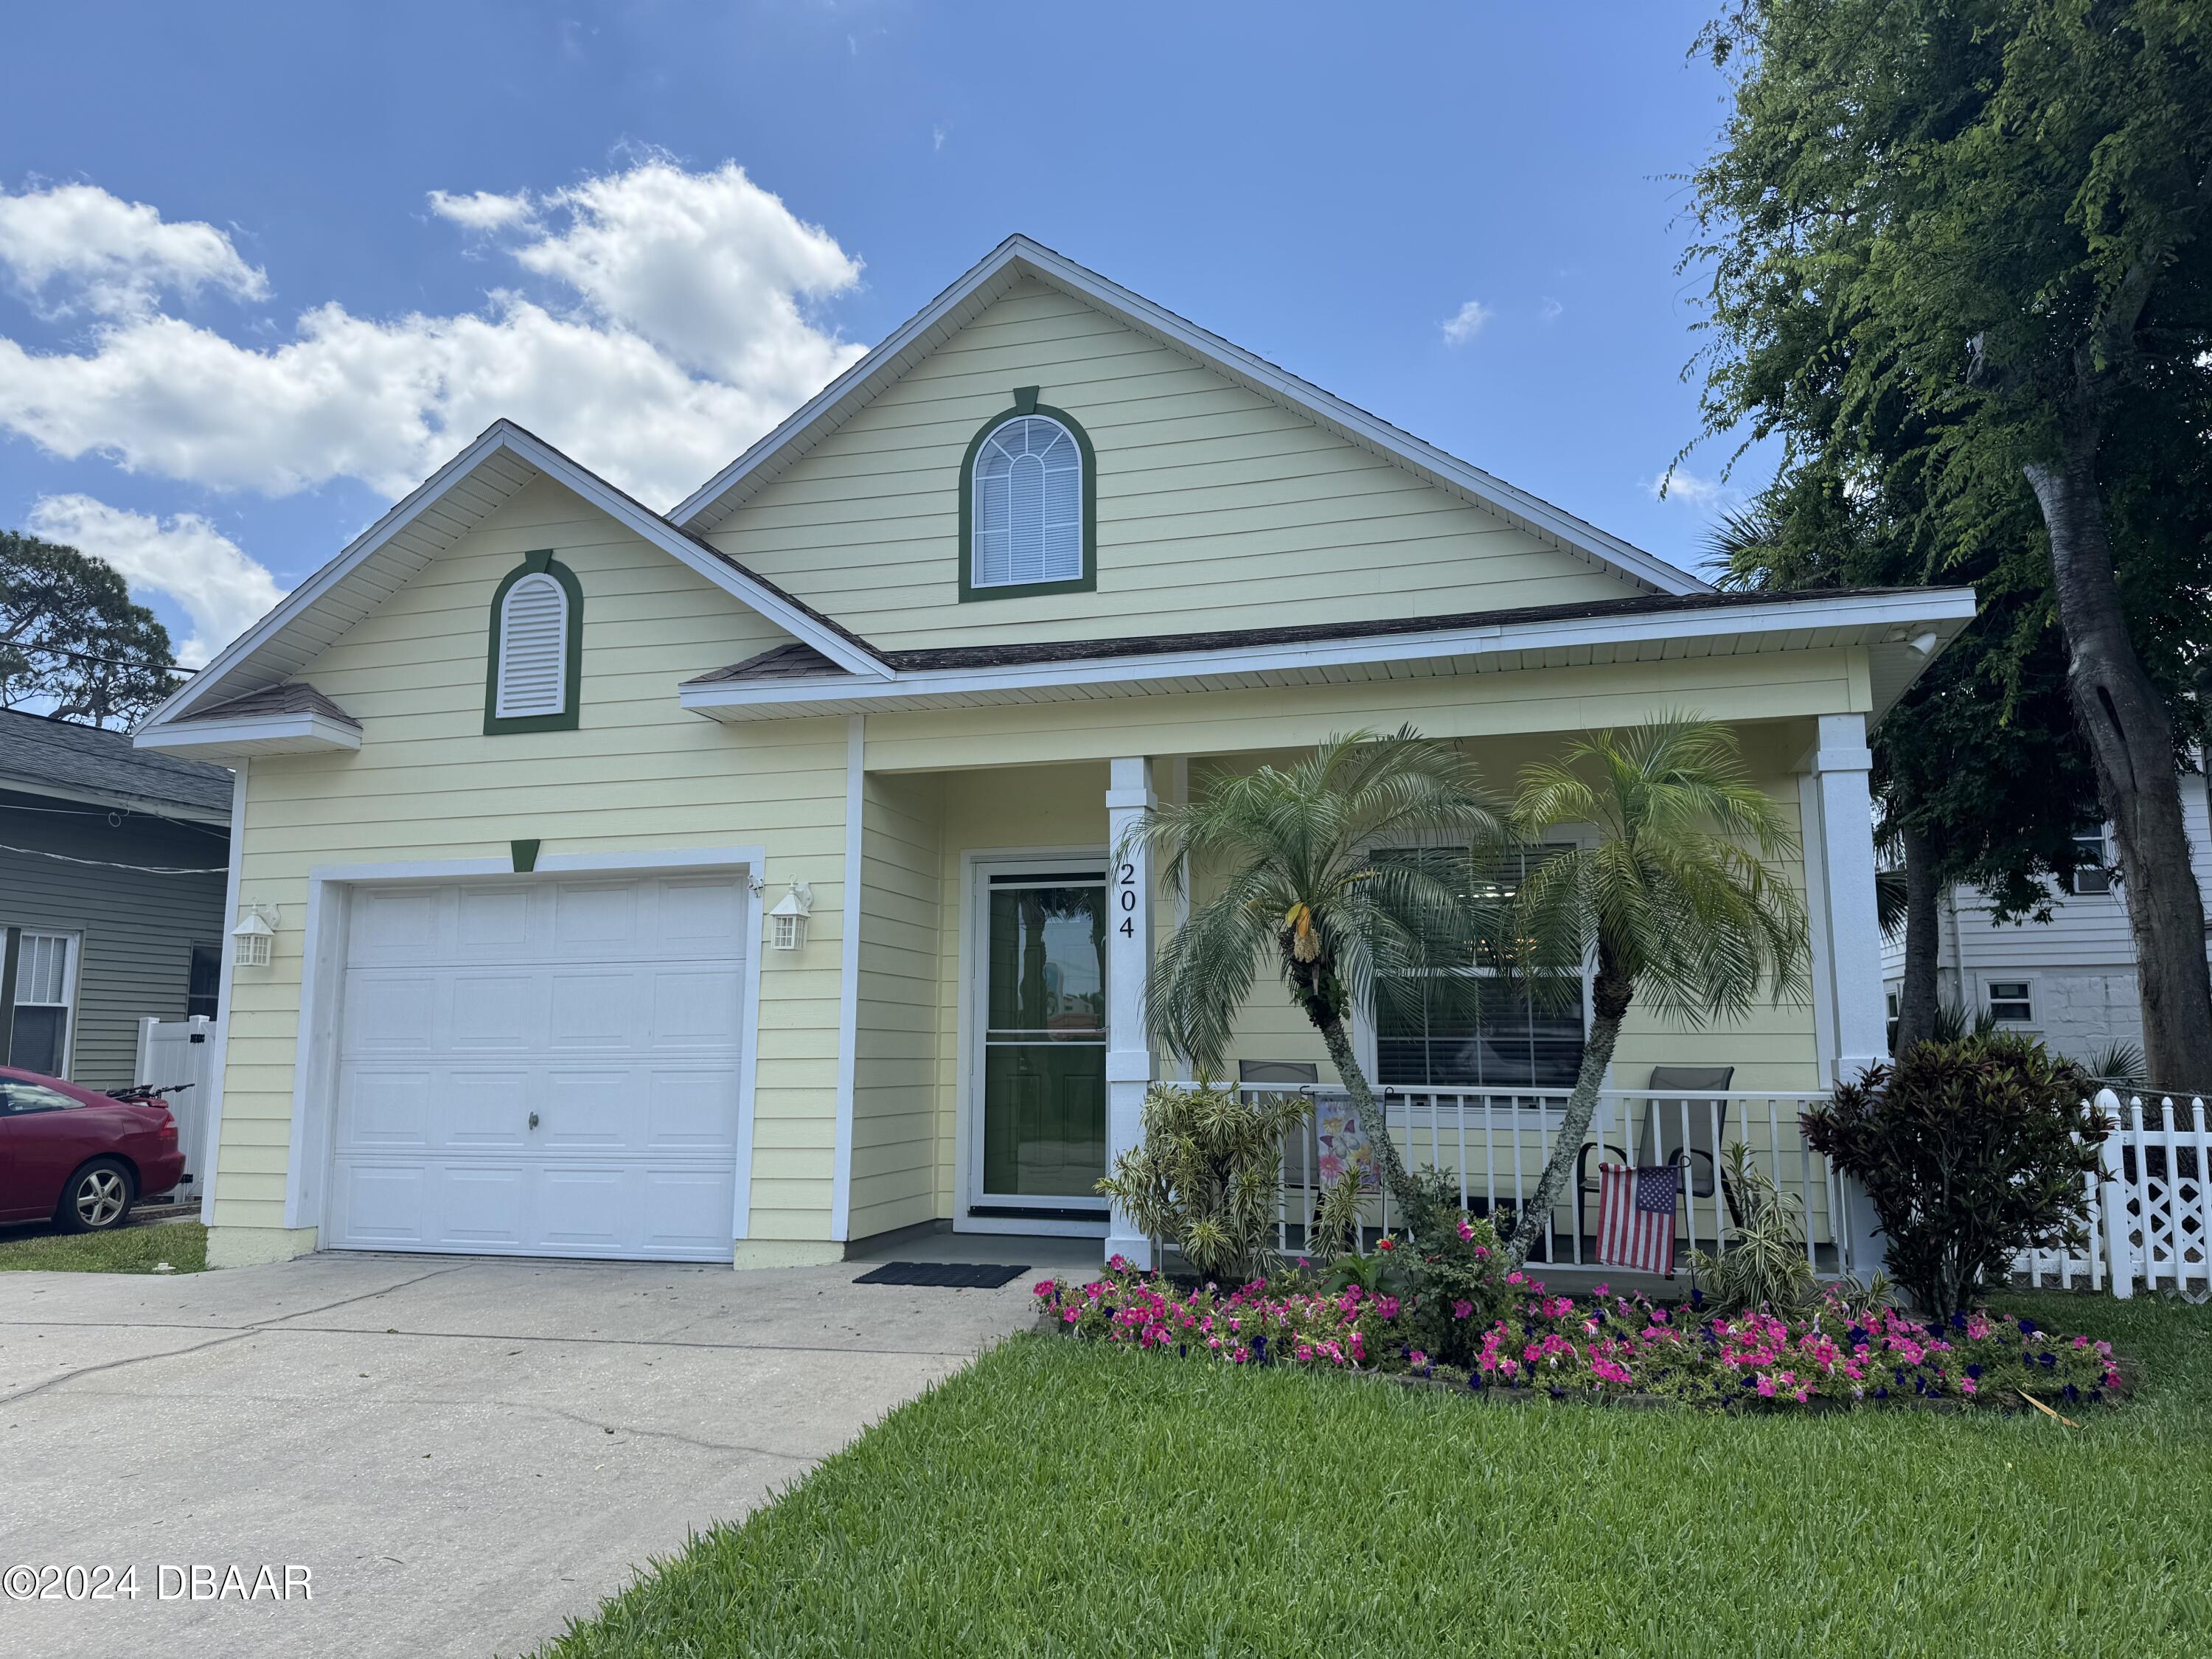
[1124,727,1507,1226]
[1927,1001,1999,1046]
[2087,1041,2146,1092]
[1094,1081,1310,1284]
[1804,1033,2109,1315]
[1686,1143,1817,1315]
[1497,717,1810,1270]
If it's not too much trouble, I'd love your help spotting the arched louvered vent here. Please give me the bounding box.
[495,571,569,719]
[972,414,1083,588]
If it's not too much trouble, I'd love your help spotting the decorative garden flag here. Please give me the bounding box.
[1596,1161,1679,1277]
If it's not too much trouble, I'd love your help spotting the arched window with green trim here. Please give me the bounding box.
[959,389,1097,601]
[484,549,583,734]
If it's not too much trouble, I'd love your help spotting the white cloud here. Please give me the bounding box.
[1538,296,1563,323]
[0,182,268,319]
[1649,468,1733,507]
[0,160,866,509]
[27,493,285,666]
[1440,298,1493,347]
[426,189,537,234]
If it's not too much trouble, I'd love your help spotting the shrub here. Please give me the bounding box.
[1686,1143,1818,1315]
[1094,1081,1310,1284]
[1804,1034,2108,1316]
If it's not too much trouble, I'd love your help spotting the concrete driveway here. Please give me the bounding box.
[0,1246,1064,1657]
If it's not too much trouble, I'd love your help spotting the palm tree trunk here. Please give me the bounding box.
[1310,1010,1425,1232]
[1501,961,1631,1272]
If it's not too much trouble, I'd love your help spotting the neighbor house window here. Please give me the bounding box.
[483,550,583,733]
[2070,831,2112,896]
[187,942,221,1020]
[8,930,77,1076]
[1986,980,2034,1023]
[1371,844,1586,1092]
[960,392,1096,600]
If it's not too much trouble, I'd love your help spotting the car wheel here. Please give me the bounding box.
[56,1158,135,1234]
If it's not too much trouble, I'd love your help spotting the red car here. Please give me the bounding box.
[0,1067,187,1232]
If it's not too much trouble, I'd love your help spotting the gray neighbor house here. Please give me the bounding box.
[0,708,234,1089]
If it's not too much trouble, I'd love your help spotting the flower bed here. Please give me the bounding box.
[1032,1258,2124,1412]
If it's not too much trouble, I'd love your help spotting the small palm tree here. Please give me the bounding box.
[1500,717,1809,1270]
[1124,727,1507,1221]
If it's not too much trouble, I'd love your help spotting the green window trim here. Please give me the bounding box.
[483,549,584,734]
[957,389,1098,603]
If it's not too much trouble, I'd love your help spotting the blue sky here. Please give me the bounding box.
[0,1,1757,666]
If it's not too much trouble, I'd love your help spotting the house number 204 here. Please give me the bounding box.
[1117,862,1138,937]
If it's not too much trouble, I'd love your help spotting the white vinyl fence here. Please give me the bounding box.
[133,1015,220,1205]
[2017,1089,2211,1300]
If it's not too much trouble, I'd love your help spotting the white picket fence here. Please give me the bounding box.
[2017,1089,2211,1300]
[133,1015,220,1205]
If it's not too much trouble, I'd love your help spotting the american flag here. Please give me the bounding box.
[1596,1161,1680,1277]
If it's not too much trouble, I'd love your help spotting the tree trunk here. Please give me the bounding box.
[1501,956,1632,1272]
[2025,425,2212,1092]
[1893,822,1942,1054]
[1310,1009,1425,1231]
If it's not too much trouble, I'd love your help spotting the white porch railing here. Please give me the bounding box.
[2016,1091,2211,1300]
[1167,1082,1848,1277]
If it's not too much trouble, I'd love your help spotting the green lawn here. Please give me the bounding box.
[0,1220,206,1273]
[536,1290,2211,1658]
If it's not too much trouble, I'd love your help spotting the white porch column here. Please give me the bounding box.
[1105,756,1156,1267]
[1801,712,1888,1273]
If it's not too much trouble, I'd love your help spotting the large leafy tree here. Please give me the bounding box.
[1500,719,1809,1272]
[1707,458,2107,1054]
[1,531,181,727]
[1124,728,1507,1222]
[1688,0,2212,1087]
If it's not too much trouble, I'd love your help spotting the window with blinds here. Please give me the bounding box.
[9,931,75,1076]
[494,571,569,719]
[971,414,1082,588]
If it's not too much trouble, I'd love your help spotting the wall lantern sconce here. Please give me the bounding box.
[768,882,813,951]
[232,903,279,968]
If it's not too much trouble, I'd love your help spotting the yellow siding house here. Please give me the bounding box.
[135,237,1972,1271]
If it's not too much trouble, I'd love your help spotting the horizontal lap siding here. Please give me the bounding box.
[0,790,228,1088]
[849,770,944,1242]
[711,278,1641,651]
[218,474,849,1245]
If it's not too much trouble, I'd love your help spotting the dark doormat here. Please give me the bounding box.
[852,1261,1030,1289]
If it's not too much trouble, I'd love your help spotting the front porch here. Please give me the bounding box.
[833,712,1889,1276]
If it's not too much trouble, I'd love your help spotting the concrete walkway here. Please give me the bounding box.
[0,1249,1057,1658]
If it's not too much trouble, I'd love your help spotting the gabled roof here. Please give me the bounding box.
[670,234,1710,599]
[0,706,233,819]
[135,420,891,737]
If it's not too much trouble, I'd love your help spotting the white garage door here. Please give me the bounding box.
[325,872,748,1262]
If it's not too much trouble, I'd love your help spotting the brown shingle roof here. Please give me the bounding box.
[171,680,361,728]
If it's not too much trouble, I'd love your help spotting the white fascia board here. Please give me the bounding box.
[670,235,1709,598]
[680,588,1978,719]
[138,422,888,740]
[492,427,888,681]
[0,773,233,824]
[133,712,364,756]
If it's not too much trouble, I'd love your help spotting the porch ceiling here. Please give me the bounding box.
[677,586,1977,726]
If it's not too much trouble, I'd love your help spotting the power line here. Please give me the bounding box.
[0,841,226,876]
[1,641,198,674]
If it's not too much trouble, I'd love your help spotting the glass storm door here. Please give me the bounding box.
[977,872,1109,1214]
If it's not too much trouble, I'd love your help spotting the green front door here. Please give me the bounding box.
[978,872,1108,1211]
